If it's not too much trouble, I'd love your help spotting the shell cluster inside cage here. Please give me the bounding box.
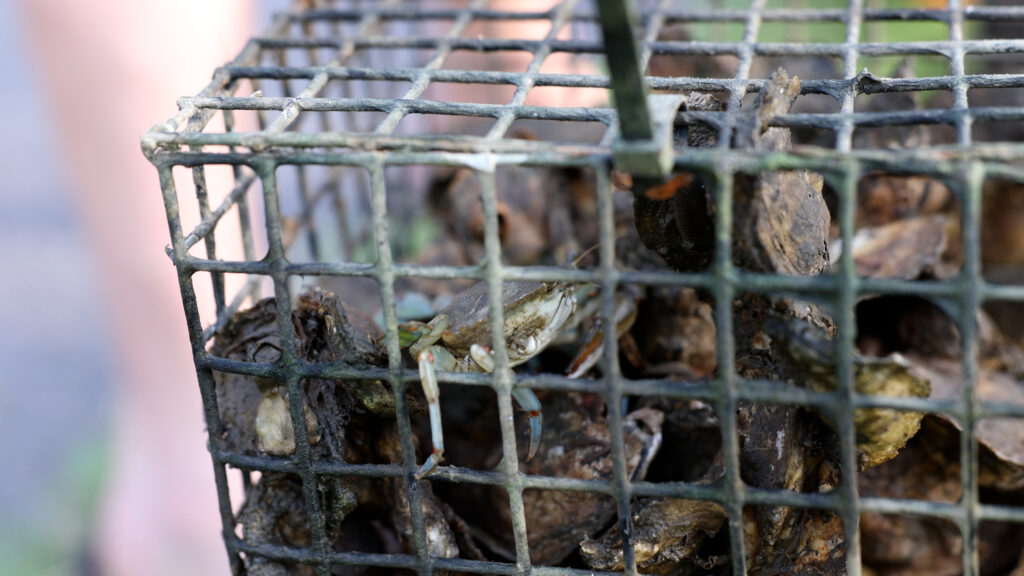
[143,1,1024,575]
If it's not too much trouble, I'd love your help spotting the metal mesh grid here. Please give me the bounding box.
[141,1,1024,574]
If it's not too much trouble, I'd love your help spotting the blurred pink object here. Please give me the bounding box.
[21,1,253,574]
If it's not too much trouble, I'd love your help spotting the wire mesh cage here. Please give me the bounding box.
[143,0,1024,574]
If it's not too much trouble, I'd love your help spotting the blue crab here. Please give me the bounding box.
[398,278,578,478]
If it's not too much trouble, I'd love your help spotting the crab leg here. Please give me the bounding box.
[511,388,543,460]
[405,314,450,358]
[414,346,456,479]
[565,293,638,379]
[470,344,543,460]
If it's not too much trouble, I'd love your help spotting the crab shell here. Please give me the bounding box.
[435,280,577,366]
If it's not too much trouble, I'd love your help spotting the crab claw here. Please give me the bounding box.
[469,344,543,460]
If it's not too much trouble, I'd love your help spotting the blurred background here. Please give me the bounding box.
[0,1,111,572]
[0,80,110,574]
[0,2,288,574]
